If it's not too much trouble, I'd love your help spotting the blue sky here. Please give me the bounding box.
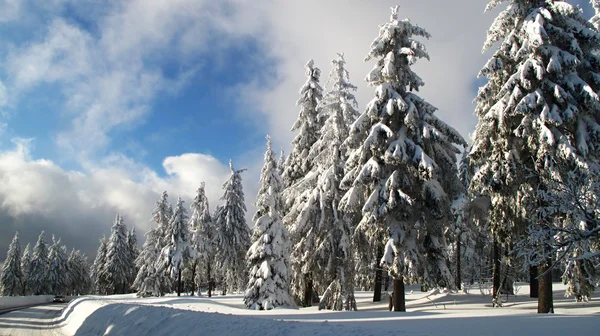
[0,0,595,258]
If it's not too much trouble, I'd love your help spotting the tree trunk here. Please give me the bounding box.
[492,240,501,304]
[393,277,406,312]
[384,271,390,291]
[529,265,538,298]
[373,245,384,302]
[303,273,313,307]
[190,262,197,296]
[538,260,554,313]
[455,233,462,290]
[207,262,213,298]
[177,269,182,297]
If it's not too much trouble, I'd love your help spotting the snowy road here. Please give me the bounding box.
[0,304,65,336]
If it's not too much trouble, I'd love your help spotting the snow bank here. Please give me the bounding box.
[0,295,54,311]
[57,287,600,336]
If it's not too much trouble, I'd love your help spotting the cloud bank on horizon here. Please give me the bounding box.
[0,0,594,259]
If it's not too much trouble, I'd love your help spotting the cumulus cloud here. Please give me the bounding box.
[0,139,244,259]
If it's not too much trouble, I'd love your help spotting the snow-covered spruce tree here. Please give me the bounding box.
[277,149,286,177]
[21,243,31,295]
[151,191,173,294]
[189,182,215,296]
[105,214,130,294]
[91,236,108,294]
[471,0,600,313]
[133,227,166,297]
[1,232,22,296]
[68,249,91,295]
[160,197,191,297]
[282,59,324,188]
[126,227,139,291]
[28,231,51,295]
[47,236,69,295]
[287,53,359,311]
[591,0,600,31]
[339,6,466,312]
[214,160,251,294]
[244,136,294,310]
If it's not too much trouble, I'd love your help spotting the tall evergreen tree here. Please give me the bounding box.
[214,160,251,294]
[47,236,69,295]
[277,149,286,177]
[244,136,294,310]
[189,182,215,297]
[282,59,324,188]
[133,227,166,297]
[105,214,130,294]
[161,197,191,296]
[1,232,23,296]
[91,236,108,294]
[471,0,600,313]
[28,231,50,295]
[68,249,91,296]
[287,53,359,310]
[151,191,173,294]
[21,243,31,295]
[126,227,139,291]
[340,6,465,311]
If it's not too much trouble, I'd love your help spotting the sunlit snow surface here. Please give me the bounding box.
[59,283,600,336]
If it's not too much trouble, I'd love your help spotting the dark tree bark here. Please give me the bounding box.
[373,245,384,302]
[492,240,501,305]
[190,262,197,296]
[455,233,462,290]
[207,262,213,298]
[384,270,390,291]
[538,260,554,313]
[529,265,539,298]
[303,273,313,307]
[177,269,182,297]
[393,277,406,312]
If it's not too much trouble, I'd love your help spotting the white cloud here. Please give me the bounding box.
[0,0,21,23]
[0,139,244,258]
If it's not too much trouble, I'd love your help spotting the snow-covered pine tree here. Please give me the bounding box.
[28,231,51,295]
[214,160,251,294]
[91,236,108,294]
[21,243,31,295]
[151,191,173,294]
[47,236,69,295]
[161,197,191,296]
[244,136,294,310]
[126,227,139,291]
[68,249,91,295]
[189,182,215,297]
[133,227,166,297]
[282,59,324,188]
[105,214,130,294]
[471,0,600,313]
[286,53,359,311]
[1,232,22,296]
[339,6,466,312]
[591,0,600,31]
[277,149,286,177]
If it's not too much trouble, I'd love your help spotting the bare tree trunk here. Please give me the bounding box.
[303,274,313,307]
[384,270,390,291]
[190,262,197,296]
[393,277,406,312]
[492,240,501,305]
[529,265,538,298]
[176,269,182,297]
[373,245,383,302]
[207,262,213,298]
[538,260,554,313]
[455,233,462,290]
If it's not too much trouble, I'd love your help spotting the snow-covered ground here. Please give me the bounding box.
[57,283,600,336]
